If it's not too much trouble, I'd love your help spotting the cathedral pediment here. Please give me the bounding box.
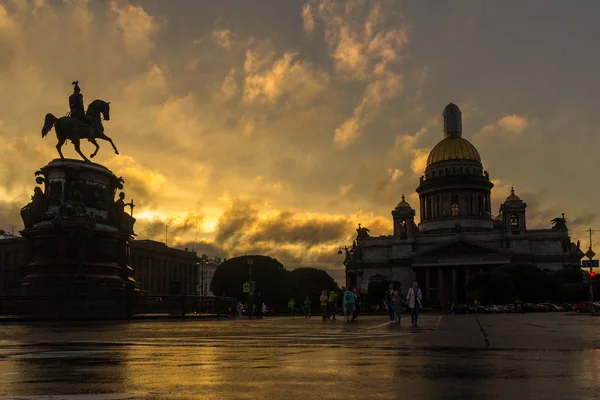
[413,236,507,258]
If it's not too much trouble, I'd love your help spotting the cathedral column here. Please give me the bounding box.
[425,268,431,300]
[438,268,444,303]
[465,266,470,282]
[452,266,457,304]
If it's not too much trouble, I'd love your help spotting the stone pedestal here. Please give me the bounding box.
[18,159,138,319]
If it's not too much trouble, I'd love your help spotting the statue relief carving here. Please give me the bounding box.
[551,214,567,230]
[111,192,136,235]
[20,187,49,229]
[356,223,371,239]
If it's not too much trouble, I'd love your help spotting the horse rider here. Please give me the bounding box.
[69,81,94,139]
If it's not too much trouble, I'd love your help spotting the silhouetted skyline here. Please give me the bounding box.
[0,1,598,281]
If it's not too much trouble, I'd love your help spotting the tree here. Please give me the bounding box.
[210,256,337,311]
[211,255,289,308]
[495,263,550,302]
[466,271,516,305]
[289,267,337,307]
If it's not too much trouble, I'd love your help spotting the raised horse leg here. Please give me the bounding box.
[96,132,120,155]
[90,139,100,159]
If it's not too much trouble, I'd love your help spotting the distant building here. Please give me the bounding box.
[1,235,213,297]
[347,103,583,304]
[0,231,26,295]
[199,256,222,296]
[130,240,199,296]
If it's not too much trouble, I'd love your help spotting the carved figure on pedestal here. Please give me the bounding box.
[356,223,371,239]
[21,187,49,228]
[41,81,119,162]
[551,214,567,230]
[112,192,136,235]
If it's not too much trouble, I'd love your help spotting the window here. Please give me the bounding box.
[510,214,519,228]
[452,203,459,216]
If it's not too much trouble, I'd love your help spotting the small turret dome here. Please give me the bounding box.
[396,194,411,209]
[505,186,522,202]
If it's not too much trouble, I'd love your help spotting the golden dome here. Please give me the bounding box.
[426,137,481,167]
[505,186,521,202]
[396,194,411,209]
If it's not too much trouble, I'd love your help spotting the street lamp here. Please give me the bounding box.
[338,245,354,287]
[247,256,254,293]
[199,254,208,296]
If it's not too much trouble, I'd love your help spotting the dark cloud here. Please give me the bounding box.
[214,199,259,244]
[248,211,352,246]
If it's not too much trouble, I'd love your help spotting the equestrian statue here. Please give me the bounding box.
[41,81,120,162]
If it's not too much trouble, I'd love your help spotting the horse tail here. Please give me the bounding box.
[42,113,58,138]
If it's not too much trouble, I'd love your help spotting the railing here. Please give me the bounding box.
[0,295,236,320]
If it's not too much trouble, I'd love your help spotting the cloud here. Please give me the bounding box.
[110,1,158,60]
[333,68,403,148]
[474,114,530,142]
[214,67,238,103]
[410,149,429,176]
[212,29,234,49]
[243,51,330,106]
[301,3,314,33]
[103,155,167,206]
[497,115,529,135]
[305,1,410,147]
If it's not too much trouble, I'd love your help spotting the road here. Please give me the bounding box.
[1,313,599,399]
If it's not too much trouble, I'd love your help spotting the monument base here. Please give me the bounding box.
[19,158,138,320]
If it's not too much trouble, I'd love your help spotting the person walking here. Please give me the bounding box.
[392,290,406,325]
[384,283,395,321]
[236,301,243,318]
[351,287,360,322]
[320,290,330,321]
[303,295,312,318]
[328,290,338,321]
[343,286,356,323]
[406,281,423,327]
[246,293,255,319]
[256,292,264,319]
[288,298,296,318]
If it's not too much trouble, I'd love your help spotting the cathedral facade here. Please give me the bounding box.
[348,103,583,304]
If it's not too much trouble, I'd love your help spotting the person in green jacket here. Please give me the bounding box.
[288,298,296,318]
[343,286,356,323]
[328,290,337,320]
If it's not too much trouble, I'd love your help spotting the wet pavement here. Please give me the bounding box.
[1,313,600,399]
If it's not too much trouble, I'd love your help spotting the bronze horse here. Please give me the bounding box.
[41,99,119,162]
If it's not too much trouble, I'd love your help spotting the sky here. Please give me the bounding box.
[0,0,599,283]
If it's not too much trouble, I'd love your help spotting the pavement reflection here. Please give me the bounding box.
[1,314,600,399]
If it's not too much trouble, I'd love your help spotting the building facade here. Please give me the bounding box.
[1,235,213,297]
[130,240,199,296]
[199,256,222,296]
[348,103,583,304]
[0,231,26,295]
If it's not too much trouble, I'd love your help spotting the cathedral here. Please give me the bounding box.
[348,103,583,304]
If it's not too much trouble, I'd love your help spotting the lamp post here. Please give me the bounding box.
[338,246,354,287]
[199,254,208,296]
[247,256,254,293]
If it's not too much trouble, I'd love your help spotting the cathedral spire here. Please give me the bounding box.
[443,103,462,138]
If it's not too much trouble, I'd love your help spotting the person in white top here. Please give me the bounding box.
[406,281,423,327]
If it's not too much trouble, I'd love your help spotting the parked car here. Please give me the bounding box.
[484,305,502,313]
[451,304,470,314]
[469,305,486,314]
[573,302,600,313]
